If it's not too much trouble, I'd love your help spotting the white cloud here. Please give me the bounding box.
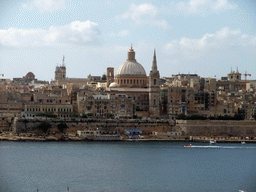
[117,30,130,37]
[22,0,65,12]
[117,3,170,30]
[0,20,101,47]
[109,30,130,37]
[177,0,236,13]
[164,27,256,57]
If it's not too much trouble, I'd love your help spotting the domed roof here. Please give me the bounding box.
[25,72,35,79]
[26,72,34,76]
[109,82,118,88]
[116,60,146,76]
[115,46,146,77]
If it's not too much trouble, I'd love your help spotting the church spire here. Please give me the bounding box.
[151,49,158,72]
[62,55,65,66]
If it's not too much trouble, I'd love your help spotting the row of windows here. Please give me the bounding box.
[26,114,72,118]
[26,108,72,112]
[39,99,69,103]
[118,79,146,85]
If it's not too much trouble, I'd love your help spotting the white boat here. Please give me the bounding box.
[241,141,245,144]
[94,134,122,140]
[209,140,215,144]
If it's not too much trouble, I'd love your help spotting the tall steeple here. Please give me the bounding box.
[152,49,158,73]
[62,55,65,66]
[149,49,160,117]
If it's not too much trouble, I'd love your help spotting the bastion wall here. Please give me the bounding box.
[12,118,256,137]
[176,120,256,136]
[13,118,174,134]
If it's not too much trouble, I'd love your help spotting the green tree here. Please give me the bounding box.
[38,121,52,133]
[102,74,106,81]
[176,113,187,120]
[107,114,114,119]
[57,122,68,133]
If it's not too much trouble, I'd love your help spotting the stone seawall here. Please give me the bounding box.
[12,118,256,137]
[13,118,174,134]
[176,120,256,136]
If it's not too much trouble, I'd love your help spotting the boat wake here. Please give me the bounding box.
[188,145,256,149]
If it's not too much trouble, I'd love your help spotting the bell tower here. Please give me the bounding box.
[149,49,160,117]
[107,67,114,87]
[55,56,66,80]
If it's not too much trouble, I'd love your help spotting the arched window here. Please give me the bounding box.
[124,79,126,84]
[130,79,132,84]
[154,79,156,85]
[137,80,139,84]
[121,79,123,84]
[134,79,135,84]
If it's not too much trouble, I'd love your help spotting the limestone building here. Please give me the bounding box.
[106,46,160,117]
[52,56,89,86]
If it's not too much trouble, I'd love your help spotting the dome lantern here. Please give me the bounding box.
[127,45,135,61]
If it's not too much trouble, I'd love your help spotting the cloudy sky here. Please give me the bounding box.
[0,0,256,81]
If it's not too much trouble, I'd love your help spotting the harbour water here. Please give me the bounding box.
[0,141,256,192]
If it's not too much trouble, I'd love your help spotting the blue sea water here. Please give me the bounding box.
[0,141,256,192]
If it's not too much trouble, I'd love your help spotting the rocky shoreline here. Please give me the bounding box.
[1,134,256,143]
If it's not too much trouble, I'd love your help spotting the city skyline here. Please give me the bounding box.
[1,0,256,81]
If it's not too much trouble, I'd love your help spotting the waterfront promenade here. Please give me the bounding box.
[1,132,256,143]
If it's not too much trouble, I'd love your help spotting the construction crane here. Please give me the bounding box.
[242,72,251,90]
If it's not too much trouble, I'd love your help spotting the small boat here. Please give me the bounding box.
[184,144,192,147]
[209,140,215,144]
[241,141,245,144]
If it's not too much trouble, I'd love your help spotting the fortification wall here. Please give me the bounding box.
[176,120,256,136]
[13,118,256,137]
[13,118,173,134]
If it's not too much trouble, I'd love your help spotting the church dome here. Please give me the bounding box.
[115,47,146,77]
[25,72,35,79]
[109,82,118,88]
[116,61,146,76]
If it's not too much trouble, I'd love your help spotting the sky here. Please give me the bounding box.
[0,0,256,81]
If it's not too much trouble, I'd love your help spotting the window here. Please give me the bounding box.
[154,79,156,85]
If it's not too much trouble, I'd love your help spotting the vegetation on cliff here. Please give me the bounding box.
[37,121,52,133]
[177,113,245,120]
